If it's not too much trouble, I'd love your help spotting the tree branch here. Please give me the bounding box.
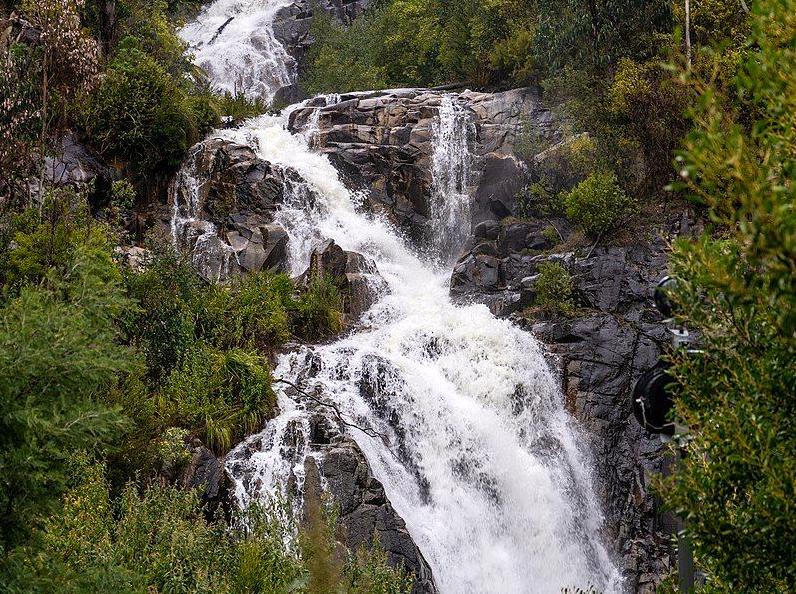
[272,377,387,442]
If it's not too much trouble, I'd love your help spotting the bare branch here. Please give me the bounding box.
[272,377,388,442]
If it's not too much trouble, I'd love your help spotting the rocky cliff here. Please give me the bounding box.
[287,87,555,243]
[290,86,680,591]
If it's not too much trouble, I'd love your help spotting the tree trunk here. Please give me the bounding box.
[100,0,117,53]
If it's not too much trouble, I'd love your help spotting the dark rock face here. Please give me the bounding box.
[304,239,387,321]
[450,209,700,592]
[450,218,570,316]
[303,439,436,594]
[181,439,228,508]
[171,138,297,281]
[286,88,556,244]
[526,235,682,593]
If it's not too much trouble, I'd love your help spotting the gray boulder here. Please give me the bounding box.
[304,439,436,594]
[171,138,300,281]
[304,239,386,321]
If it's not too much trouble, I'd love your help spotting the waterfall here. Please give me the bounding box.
[430,94,474,262]
[170,152,238,282]
[211,110,623,594]
[179,0,295,102]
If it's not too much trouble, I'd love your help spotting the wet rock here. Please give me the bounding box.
[171,138,303,280]
[472,154,526,224]
[286,87,557,241]
[181,439,227,507]
[303,439,436,594]
[304,239,387,321]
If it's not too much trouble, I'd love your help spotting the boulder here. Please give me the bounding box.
[304,239,386,321]
[171,138,299,280]
[303,439,436,594]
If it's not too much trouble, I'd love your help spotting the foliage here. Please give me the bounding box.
[533,261,574,315]
[81,41,214,176]
[0,202,132,549]
[292,276,344,341]
[198,273,295,352]
[562,172,636,236]
[536,0,672,71]
[302,0,541,92]
[302,4,391,94]
[2,459,410,594]
[0,41,40,201]
[157,345,275,453]
[661,0,796,590]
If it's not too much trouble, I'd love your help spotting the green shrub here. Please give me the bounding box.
[124,248,200,384]
[3,459,410,594]
[542,226,561,246]
[81,42,214,175]
[661,2,796,590]
[534,261,574,315]
[562,172,636,236]
[198,272,295,352]
[292,277,344,341]
[0,219,132,548]
[157,345,275,453]
[301,6,390,94]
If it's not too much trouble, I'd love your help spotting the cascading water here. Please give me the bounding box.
[170,154,238,282]
[430,94,474,262]
[179,0,295,102]
[207,110,623,593]
[178,3,623,591]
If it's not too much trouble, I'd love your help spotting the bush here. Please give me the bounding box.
[0,211,132,548]
[3,459,411,594]
[198,272,295,352]
[81,42,215,175]
[292,277,344,341]
[534,261,574,315]
[661,1,796,590]
[562,172,636,236]
[158,345,275,453]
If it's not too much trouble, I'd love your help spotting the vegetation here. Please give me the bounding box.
[2,0,795,590]
[1,457,410,594]
[562,172,637,237]
[661,1,796,590]
[533,261,574,316]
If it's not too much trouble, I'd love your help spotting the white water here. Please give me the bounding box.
[208,109,622,594]
[430,94,474,261]
[179,0,295,102]
[178,2,623,590]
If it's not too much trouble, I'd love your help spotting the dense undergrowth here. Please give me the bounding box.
[1,0,794,591]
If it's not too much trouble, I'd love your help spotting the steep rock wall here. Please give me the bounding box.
[294,87,677,590]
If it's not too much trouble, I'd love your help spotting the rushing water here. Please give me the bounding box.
[430,94,474,262]
[178,2,624,592]
[193,109,623,593]
[179,0,295,102]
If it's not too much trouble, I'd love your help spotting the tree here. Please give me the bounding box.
[0,202,131,550]
[663,0,796,590]
[536,0,672,71]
